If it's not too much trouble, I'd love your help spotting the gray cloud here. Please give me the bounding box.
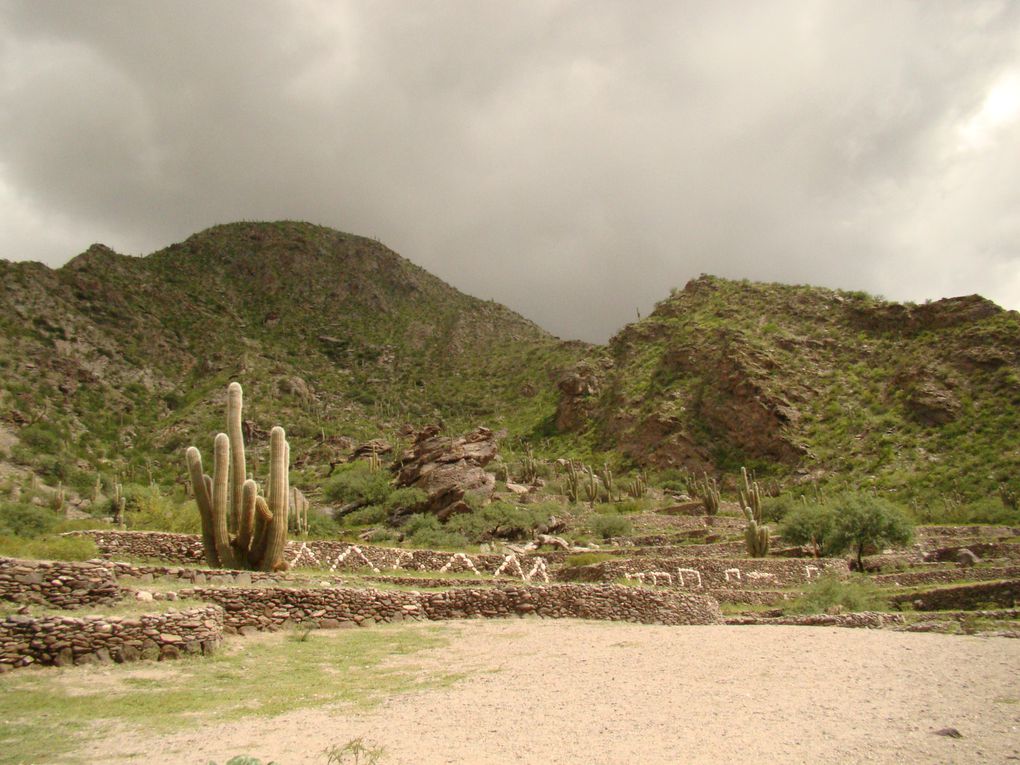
[1,0,1018,341]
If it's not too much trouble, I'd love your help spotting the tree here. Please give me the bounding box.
[826,493,913,571]
[779,503,837,558]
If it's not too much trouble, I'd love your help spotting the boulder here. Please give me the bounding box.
[391,426,498,520]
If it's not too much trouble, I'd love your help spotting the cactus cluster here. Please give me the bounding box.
[625,471,647,499]
[740,466,770,558]
[519,446,539,484]
[694,472,721,516]
[185,382,291,571]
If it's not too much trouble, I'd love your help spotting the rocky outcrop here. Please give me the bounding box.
[554,360,606,432]
[391,426,498,519]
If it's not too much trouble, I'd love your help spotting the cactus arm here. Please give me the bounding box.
[186,446,220,567]
[227,382,246,534]
[211,433,237,568]
[260,427,290,571]
[234,478,258,555]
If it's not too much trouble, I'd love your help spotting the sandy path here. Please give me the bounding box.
[97,621,1019,765]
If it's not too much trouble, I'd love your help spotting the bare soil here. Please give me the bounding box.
[87,621,1020,764]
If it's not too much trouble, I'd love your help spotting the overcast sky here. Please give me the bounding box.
[1,1,1019,342]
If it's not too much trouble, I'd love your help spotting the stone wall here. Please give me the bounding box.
[69,531,553,580]
[0,606,223,670]
[890,580,1020,611]
[871,566,1020,588]
[557,556,847,589]
[0,557,122,608]
[181,583,723,631]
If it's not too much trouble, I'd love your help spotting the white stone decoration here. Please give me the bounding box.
[676,568,703,588]
[326,545,379,573]
[439,553,481,575]
[724,568,742,582]
[495,554,526,580]
[526,557,550,583]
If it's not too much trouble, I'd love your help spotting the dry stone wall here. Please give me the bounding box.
[890,580,1020,611]
[558,556,847,589]
[69,530,555,581]
[0,557,123,608]
[0,606,223,671]
[181,583,723,632]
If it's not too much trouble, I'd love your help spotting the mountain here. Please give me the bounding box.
[554,275,1020,503]
[0,221,583,491]
[1,223,1018,507]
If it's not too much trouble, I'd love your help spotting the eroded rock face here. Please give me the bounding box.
[554,360,607,432]
[391,426,498,520]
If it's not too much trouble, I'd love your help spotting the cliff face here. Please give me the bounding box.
[555,276,1020,498]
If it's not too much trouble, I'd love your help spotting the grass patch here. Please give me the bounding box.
[785,574,887,614]
[0,622,457,764]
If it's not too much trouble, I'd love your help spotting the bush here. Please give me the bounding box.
[0,534,98,561]
[383,487,427,514]
[399,514,470,550]
[323,463,393,507]
[446,501,551,542]
[344,505,388,526]
[0,501,60,538]
[590,513,631,540]
[122,486,201,534]
[786,574,885,614]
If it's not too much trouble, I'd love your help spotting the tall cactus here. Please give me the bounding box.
[694,472,720,516]
[226,381,246,533]
[185,383,292,571]
[599,463,615,501]
[740,466,770,557]
[564,461,582,504]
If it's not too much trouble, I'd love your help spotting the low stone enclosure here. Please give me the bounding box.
[69,530,845,589]
[558,555,848,589]
[0,556,722,671]
[1,606,223,670]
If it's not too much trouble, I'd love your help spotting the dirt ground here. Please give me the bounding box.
[88,620,1019,765]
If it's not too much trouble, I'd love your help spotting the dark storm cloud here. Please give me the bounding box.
[1,0,1019,341]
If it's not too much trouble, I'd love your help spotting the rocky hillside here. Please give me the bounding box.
[554,275,1020,503]
[0,221,583,491]
[2,224,1017,508]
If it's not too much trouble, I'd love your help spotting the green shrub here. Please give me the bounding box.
[344,505,388,526]
[590,513,631,540]
[0,534,98,561]
[122,486,201,534]
[786,574,885,614]
[447,501,551,542]
[0,501,60,538]
[762,494,799,524]
[400,514,470,549]
[383,487,427,514]
[323,463,393,506]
